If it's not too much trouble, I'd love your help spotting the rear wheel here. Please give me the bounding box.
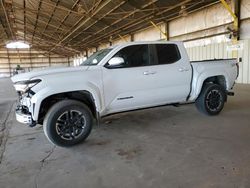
[195,83,226,116]
[43,99,93,147]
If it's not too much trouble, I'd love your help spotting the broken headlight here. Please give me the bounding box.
[14,79,41,93]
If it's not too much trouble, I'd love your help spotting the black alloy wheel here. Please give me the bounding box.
[43,100,93,147]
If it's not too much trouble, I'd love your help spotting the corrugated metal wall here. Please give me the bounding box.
[186,39,250,84]
[0,49,73,77]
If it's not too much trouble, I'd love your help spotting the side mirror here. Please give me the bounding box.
[92,59,98,64]
[108,57,125,67]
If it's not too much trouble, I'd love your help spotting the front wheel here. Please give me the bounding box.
[195,83,226,116]
[43,99,93,147]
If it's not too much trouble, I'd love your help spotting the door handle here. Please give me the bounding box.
[143,71,157,75]
[178,67,189,72]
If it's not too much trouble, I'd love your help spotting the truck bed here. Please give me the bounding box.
[191,58,237,63]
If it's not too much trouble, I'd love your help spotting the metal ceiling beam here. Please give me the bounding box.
[48,0,114,53]
[23,0,26,40]
[0,0,15,40]
[40,0,60,38]
[0,16,9,39]
[150,21,168,40]
[22,24,61,42]
[31,0,42,43]
[54,0,106,41]
[72,0,159,47]
[51,0,80,39]
[126,0,167,40]
[154,1,220,23]
[220,0,238,31]
[220,0,240,58]
[80,0,193,48]
[21,30,80,54]
[234,0,241,39]
[65,0,127,44]
[25,13,66,31]
[88,0,219,48]
[15,17,94,38]
[41,0,82,15]
[14,3,66,24]
[83,0,192,47]
[0,0,221,57]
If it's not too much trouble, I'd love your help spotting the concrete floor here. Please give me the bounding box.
[0,78,250,188]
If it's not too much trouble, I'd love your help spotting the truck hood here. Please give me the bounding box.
[11,66,89,83]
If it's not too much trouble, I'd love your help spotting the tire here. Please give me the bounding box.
[195,83,226,116]
[43,99,93,147]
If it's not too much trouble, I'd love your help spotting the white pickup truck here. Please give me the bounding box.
[11,41,238,147]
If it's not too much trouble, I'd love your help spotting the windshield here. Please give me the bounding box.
[80,48,112,66]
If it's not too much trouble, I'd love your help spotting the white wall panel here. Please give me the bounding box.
[241,19,250,39]
[242,40,249,83]
[241,0,250,19]
[0,49,72,77]
[99,43,110,50]
[169,2,233,38]
[186,39,250,84]
[113,35,131,45]
[134,27,161,41]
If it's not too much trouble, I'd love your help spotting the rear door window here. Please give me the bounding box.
[154,44,181,65]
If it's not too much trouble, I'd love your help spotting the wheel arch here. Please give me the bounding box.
[203,75,227,89]
[37,90,98,124]
[190,74,228,101]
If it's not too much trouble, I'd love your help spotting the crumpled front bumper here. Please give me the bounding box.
[16,109,32,124]
[15,100,37,127]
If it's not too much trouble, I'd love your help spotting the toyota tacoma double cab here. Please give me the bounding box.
[11,41,238,147]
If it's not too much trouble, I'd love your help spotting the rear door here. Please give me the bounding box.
[144,43,192,104]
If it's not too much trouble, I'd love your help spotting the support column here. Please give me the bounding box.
[130,34,134,42]
[220,0,240,58]
[7,49,11,77]
[67,57,70,67]
[29,48,32,71]
[234,0,241,40]
[150,21,168,40]
[86,50,88,58]
[49,54,51,67]
[164,21,169,41]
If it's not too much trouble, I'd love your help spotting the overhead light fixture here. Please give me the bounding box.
[179,5,188,17]
[6,41,30,49]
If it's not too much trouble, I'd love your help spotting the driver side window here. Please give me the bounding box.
[109,44,149,68]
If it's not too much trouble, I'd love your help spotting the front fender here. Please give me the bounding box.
[30,83,103,121]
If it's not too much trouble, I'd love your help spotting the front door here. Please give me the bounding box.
[102,44,155,114]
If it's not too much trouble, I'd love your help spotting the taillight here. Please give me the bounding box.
[236,62,239,78]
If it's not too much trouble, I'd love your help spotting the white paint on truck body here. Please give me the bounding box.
[11,41,238,122]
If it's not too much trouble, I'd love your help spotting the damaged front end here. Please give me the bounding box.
[13,79,41,127]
